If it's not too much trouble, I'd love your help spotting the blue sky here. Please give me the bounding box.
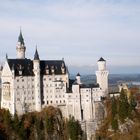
[0,0,140,74]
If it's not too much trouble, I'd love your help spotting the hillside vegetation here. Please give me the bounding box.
[96,89,140,140]
[0,106,85,140]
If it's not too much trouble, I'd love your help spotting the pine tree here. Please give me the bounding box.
[67,116,82,140]
[111,96,118,131]
[118,89,129,122]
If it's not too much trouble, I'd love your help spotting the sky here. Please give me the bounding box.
[0,0,140,74]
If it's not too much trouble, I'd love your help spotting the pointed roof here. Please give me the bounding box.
[77,73,80,76]
[34,47,40,60]
[98,57,105,62]
[18,30,24,45]
[6,53,8,60]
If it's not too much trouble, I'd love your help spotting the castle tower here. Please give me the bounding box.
[76,73,82,84]
[16,30,26,59]
[33,48,41,112]
[95,57,109,97]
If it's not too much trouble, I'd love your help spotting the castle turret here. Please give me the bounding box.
[76,73,81,85]
[33,48,41,112]
[16,30,26,59]
[95,57,109,97]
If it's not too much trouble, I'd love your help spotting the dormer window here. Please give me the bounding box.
[61,62,65,74]
[18,65,23,75]
[51,65,55,74]
[45,65,49,74]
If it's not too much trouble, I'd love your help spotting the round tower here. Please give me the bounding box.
[76,73,81,84]
[96,57,109,97]
[97,57,106,71]
[16,30,26,59]
[33,48,41,112]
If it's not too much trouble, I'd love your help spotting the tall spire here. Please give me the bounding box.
[6,53,8,60]
[18,29,24,45]
[16,28,26,59]
[34,46,40,60]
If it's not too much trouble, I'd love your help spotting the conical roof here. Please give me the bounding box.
[18,30,24,45]
[34,48,40,60]
[98,57,105,61]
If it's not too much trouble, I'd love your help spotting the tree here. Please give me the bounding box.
[111,96,117,118]
[118,89,129,122]
[111,118,118,132]
[67,116,82,140]
[111,96,118,131]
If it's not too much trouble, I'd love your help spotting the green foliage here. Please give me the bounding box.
[0,107,84,140]
[118,89,129,122]
[111,96,118,131]
[67,116,82,140]
[111,118,118,132]
[111,96,117,118]
[129,95,137,111]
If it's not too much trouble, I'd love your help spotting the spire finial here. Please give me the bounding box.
[34,46,40,60]
[6,53,8,60]
[18,28,24,45]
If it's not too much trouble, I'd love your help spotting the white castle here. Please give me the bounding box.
[0,31,109,139]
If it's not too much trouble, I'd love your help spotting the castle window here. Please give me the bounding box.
[49,78,51,81]
[63,100,65,103]
[32,79,34,81]
[60,100,61,103]
[44,78,46,81]
[50,101,53,103]
[47,101,49,104]
[17,79,19,82]
[22,79,24,82]
[56,100,58,103]
[17,98,20,101]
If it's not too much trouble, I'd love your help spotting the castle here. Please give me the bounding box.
[0,31,109,139]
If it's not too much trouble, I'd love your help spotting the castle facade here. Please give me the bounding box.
[0,31,109,139]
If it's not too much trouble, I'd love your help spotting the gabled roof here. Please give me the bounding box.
[40,60,66,75]
[8,59,34,76]
[7,59,67,76]
[80,83,99,88]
